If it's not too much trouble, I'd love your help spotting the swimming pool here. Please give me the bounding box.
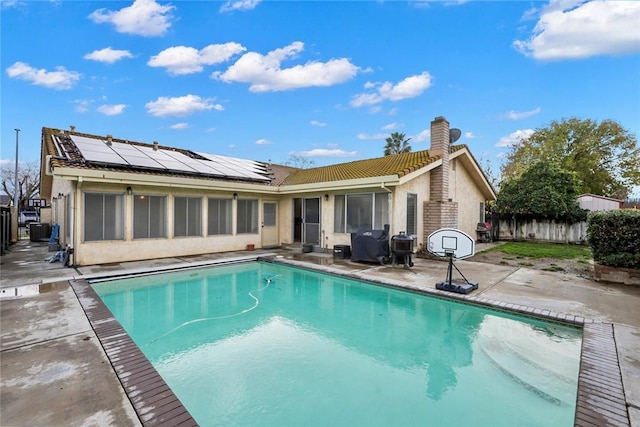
[92,261,582,427]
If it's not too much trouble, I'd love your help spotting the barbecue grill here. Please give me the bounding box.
[390,231,414,268]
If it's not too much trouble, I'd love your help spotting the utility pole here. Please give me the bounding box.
[13,128,20,209]
[11,128,21,243]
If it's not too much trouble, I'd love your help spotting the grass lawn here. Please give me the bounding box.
[487,241,592,260]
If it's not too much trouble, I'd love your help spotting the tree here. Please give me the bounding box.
[495,161,586,222]
[478,156,501,191]
[284,155,316,169]
[384,132,412,156]
[501,118,640,199]
[1,161,40,210]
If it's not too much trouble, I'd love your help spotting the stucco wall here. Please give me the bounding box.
[394,172,430,246]
[70,182,268,265]
[450,158,485,238]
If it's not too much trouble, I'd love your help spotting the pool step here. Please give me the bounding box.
[479,338,578,406]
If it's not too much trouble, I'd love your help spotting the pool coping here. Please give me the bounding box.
[70,256,630,427]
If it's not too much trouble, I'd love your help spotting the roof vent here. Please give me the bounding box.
[106,134,113,146]
[153,141,159,151]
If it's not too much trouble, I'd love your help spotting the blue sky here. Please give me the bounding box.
[2,0,639,184]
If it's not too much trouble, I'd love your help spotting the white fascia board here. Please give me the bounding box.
[278,175,400,194]
[398,159,441,185]
[450,148,497,200]
[51,166,279,194]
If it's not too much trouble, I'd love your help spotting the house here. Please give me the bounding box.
[39,116,496,266]
[577,194,623,211]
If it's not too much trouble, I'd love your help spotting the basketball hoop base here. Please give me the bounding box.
[436,279,478,295]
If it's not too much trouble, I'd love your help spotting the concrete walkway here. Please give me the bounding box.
[1,240,639,426]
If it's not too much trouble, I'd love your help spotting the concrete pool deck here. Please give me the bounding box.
[1,240,639,426]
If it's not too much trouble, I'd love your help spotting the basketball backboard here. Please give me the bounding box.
[427,228,475,260]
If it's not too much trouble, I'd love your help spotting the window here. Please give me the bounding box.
[334,192,389,233]
[208,198,232,235]
[407,193,417,236]
[174,197,201,237]
[479,202,486,223]
[84,193,124,241]
[237,199,258,234]
[134,195,166,239]
[263,202,276,227]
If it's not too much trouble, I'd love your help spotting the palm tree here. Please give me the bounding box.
[383,132,412,156]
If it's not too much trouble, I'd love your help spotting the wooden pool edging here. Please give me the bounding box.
[266,257,631,427]
[70,256,631,427]
[71,279,198,427]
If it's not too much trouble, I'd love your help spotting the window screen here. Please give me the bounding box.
[407,193,417,236]
[84,193,124,241]
[134,195,166,239]
[334,193,389,233]
[174,197,202,237]
[208,198,232,235]
[237,199,258,234]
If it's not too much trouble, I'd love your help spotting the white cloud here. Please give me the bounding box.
[97,104,127,115]
[514,0,640,60]
[500,107,542,120]
[350,72,432,107]
[213,41,360,92]
[6,62,80,90]
[496,129,535,148]
[310,120,326,127]
[148,43,246,75]
[73,99,92,113]
[170,123,189,130]
[382,123,402,130]
[220,0,261,13]
[357,132,388,140]
[84,47,134,64]
[291,148,358,158]
[89,0,174,37]
[255,139,271,145]
[145,94,221,117]
[412,129,430,142]
[464,132,477,139]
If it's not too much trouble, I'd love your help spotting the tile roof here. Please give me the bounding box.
[280,150,438,185]
[42,127,272,184]
[41,127,474,190]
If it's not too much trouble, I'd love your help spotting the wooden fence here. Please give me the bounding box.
[492,218,588,244]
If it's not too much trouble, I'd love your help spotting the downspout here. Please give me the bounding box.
[71,177,81,266]
[381,182,393,232]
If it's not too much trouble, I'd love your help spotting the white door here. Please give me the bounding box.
[261,202,279,248]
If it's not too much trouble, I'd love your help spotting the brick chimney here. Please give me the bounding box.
[429,116,450,202]
[424,116,458,242]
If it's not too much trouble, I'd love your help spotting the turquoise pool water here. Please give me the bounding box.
[93,261,582,427]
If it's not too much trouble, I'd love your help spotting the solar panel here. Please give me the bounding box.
[196,152,269,180]
[72,136,127,165]
[69,134,271,182]
[111,143,166,169]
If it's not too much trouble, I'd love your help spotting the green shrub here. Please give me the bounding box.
[587,210,640,269]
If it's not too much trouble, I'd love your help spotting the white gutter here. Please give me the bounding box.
[51,166,401,195]
[51,166,279,194]
[278,175,400,194]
